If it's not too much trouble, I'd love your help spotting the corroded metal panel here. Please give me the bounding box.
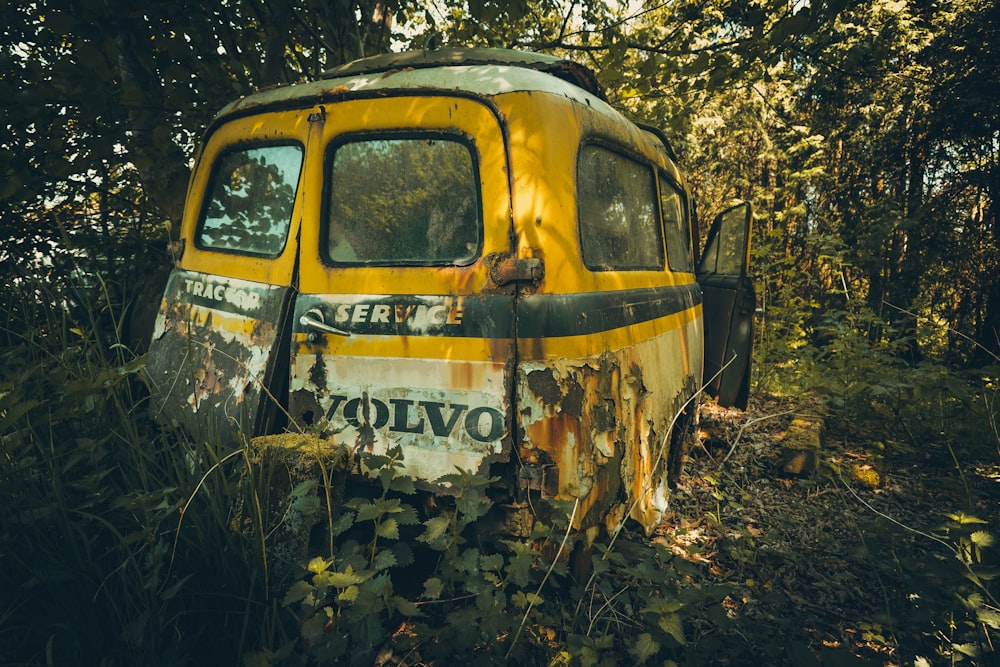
[145,269,290,443]
[288,293,515,487]
[515,288,703,535]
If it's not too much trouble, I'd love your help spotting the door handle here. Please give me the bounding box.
[299,307,350,336]
[491,256,544,286]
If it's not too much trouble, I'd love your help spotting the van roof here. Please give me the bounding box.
[210,48,678,163]
[216,47,611,118]
[322,47,606,100]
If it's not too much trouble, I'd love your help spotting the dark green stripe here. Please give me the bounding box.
[517,283,702,338]
[297,284,701,339]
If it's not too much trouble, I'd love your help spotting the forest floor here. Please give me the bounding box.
[647,394,1000,666]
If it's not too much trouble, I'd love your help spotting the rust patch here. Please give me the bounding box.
[308,351,327,390]
[526,367,561,406]
[356,392,377,451]
[250,318,277,346]
[560,379,584,418]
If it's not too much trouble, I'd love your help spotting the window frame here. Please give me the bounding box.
[657,171,695,274]
[576,140,666,273]
[320,130,484,268]
[193,140,304,259]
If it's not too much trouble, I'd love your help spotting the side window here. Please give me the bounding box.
[197,144,302,256]
[325,135,481,265]
[577,144,663,271]
[659,175,694,273]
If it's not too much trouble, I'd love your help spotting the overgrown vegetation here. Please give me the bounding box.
[1,240,997,665]
[3,0,1000,664]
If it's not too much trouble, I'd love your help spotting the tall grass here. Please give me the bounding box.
[0,261,276,665]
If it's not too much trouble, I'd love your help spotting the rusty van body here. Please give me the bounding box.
[144,48,755,535]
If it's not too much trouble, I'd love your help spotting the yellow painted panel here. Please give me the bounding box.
[297,97,512,296]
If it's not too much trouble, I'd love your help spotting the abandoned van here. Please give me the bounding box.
[144,48,755,536]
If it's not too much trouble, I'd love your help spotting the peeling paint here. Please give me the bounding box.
[517,320,701,534]
[145,269,290,443]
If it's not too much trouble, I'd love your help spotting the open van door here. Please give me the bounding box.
[145,114,310,444]
[697,202,755,409]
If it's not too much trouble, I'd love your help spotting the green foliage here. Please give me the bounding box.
[852,510,1000,665]
[0,269,253,664]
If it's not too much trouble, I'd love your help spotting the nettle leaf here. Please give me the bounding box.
[421,577,443,600]
[479,552,504,572]
[338,585,359,602]
[970,531,995,548]
[391,541,414,567]
[390,475,416,494]
[283,580,313,607]
[373,549,397,571]
[977,606,1000,630]
[291,494,320,514]
[332,511,355,536]
[391,595,420,617]
[511,590,530,609]
[643,597,684,615]
[301,607,333,642]
[395,504,421,526]
[630,632,660,663]
[455,547,480,573]
[504,543,535,588]
[323,566,368,588]
[376,518,400,540]
[658,613,686,646]
[307,557,331,574]
[289,479,318,498]
[944,512,988,526]
[353,500,381,523]
[418,516,451,545]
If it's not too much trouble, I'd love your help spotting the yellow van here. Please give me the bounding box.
[145,48,755,536]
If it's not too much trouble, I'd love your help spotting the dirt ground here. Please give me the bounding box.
[650,394,1000,666]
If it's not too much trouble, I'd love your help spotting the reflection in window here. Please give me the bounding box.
[702,206,748,275]
[578,145,663,271]
[326,137,480,264]
[659,176,693,273]
[197,144,302,255]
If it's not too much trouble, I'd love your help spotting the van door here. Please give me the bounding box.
[145,111,310,443]
[289,97,515,486]
[697,202,755,409]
